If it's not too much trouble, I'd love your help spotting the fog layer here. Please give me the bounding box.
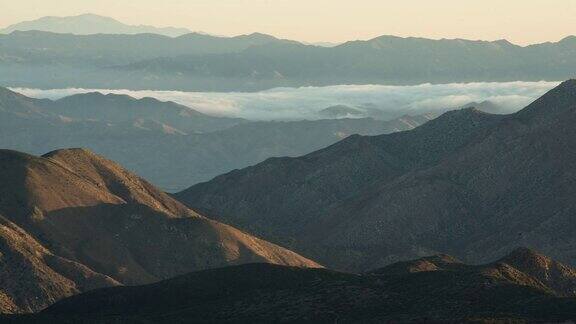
[13,81,559,121]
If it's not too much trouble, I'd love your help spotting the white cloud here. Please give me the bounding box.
[11,81,560,121]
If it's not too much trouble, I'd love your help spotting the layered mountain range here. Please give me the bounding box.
[178,80,576,271]
[0,87,433,190]
[11,248,576,322]
[0,26,574,91]
[0,148,319,313]
[3,12,576,323]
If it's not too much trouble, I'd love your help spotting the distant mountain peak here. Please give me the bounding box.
[63,91,142,102]
[63,13,119,22]
[1,13,194,37]
[370,35,406,42]
[245,32,276,38]
[67,91,107,98]
[54,91,204,116]
[319,105,365,118]
[233,32,282,43]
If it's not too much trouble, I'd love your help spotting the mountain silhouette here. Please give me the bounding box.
[2,31,575,91]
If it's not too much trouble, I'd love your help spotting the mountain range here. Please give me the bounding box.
[117,35,576,91]
[0,87,435,190]
[0,29,289,65]
[0,14,193,37]
[0,148,319,313]
[4,13,576,320]
[10,248,576,322]
[177,80,576,272]
[1,26,575,91]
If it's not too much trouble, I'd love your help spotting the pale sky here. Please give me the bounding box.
[1,0,576,45]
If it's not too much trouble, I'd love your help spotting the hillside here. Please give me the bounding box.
[16,249,576,322]
[0,149,319,313]
[178,80,576,271]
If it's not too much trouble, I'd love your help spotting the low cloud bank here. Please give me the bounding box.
[12,81,560,120]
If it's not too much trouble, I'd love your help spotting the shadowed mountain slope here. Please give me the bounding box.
[178,80,576,271]
[15,248,576,323]
[0,214,120,314]
[177,108,506,264]
[0,149,320,313]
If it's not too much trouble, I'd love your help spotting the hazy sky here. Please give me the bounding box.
[2,0,576,44]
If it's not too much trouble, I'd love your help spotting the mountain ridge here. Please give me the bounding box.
[18,248,576,322]
[178,80,576,271]
[1,29,575,91]
[3,14,575,47]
